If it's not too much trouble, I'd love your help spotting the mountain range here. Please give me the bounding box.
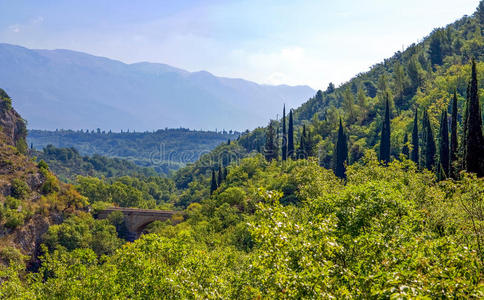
[0,43,314,132]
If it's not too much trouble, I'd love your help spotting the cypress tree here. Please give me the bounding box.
[210,169,217,195]
[450,92,459,178]
[288,109,295,159]
[463,59,484,176]
[335,119,348,179]
[282,105,287,161]
[402,133,409,158]
[411,109,419,165]
[264,121,278,161]
[422,110,436,171]
[438,110,450,180]
[379,98,391,164]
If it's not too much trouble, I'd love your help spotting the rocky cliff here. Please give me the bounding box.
[0,89,27,152]
[0,90,80,270]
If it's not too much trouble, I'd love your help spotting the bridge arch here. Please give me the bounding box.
[96,207,181,241]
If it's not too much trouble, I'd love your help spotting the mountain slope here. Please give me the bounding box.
[171,1,484,196]
[0,44,314,131]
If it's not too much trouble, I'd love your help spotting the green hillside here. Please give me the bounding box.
[28,128,238,174]
[1,2,484,299]
[240,6,484,169]
[31,145,158,182]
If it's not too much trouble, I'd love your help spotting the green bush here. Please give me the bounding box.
[41,173,60,195]
[37,160,49,170]
[4,210,25,229]
[4,196,20,209]
[10,179,30,199]
[0,246,27,267]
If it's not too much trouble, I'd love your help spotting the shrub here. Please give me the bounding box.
[41,173,60,195]
[10,179,30,199]
[4,196,20,209]
[4,210,25,229]
[0,246,27,267]
[37,160,49,170]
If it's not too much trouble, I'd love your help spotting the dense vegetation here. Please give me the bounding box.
[1,2,484,298]
[2,155,484,298]
[28,128,238,174]
[235,3,484,173]
[32,145,158,182]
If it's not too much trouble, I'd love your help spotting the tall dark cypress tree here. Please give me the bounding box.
[402,133,409,158]
[450,92,459,178]
[282,105,287,161]
[411,109,419,165]
[463,59,484,176]
[335,119,348,179]
[423,110,436,171]
[210,169,217,195]
[288,109,295,159]
[438,110,450,180]
[379,98,391,164]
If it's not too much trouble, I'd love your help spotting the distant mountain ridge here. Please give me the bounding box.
[0,43,315,131]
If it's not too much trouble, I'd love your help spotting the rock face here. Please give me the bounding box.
[0,89,27,150]
[0,90,52,269]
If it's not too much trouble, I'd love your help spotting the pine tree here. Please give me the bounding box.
[402,133,409,158]
[282,105,287,161]
[335,119,348,179]
[422,110,436,171]
[450,91,459,178]
[379,98,391,164]
[428,31,443,66]
[438,110,450,180]
[210,169,217,195]
[463,59,484,176]
[411,109,419,165]
[264,121,278,161]
[288,109,295,159]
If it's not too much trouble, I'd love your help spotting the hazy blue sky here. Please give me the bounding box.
[0,0,480,89]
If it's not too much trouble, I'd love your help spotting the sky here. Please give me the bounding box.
[0,0,480,90]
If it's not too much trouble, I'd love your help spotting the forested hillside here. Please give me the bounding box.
[1,2,484,299]
[28,129,238,174]
[237,4,484,170]
[168,4,484,204]
[31,145,158,182]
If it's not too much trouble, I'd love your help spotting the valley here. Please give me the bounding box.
[0,1,484,298]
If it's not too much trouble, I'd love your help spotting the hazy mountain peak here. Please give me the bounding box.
[0,43,314,131]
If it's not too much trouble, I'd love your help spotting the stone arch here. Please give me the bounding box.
[96,208,181,241]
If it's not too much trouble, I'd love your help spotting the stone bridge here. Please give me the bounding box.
[96,207,181,241]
